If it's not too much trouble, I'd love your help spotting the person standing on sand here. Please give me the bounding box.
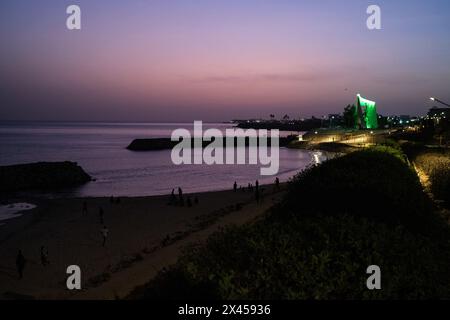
[275,177,280,190]
[178,187,184,205]
[233,181,237,192]
[101,226,109,247]
[16,250,26,280]
[40,245,49,266]
[169,189,176,205]
[82,201,88,216]
[255,180,259,191]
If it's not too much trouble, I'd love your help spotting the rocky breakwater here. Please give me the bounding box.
[127,136,296,151]
[0,161,92,192]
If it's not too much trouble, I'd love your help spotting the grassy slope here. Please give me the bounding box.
[129,148,450,300]
[404,145,450,207]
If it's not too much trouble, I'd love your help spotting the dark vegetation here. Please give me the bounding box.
[288,141,358,154]
[129,148,450,299]
[0,161,91,192]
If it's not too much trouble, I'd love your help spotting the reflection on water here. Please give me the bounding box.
[312,151,329,165]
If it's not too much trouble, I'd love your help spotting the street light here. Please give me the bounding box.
[430,97,448,147]
[430,97,450,107]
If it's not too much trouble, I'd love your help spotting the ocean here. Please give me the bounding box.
[0,122,324,198]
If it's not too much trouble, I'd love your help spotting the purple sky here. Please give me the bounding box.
[1,0,449,122]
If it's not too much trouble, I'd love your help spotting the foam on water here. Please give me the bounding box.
[0,203,37,225]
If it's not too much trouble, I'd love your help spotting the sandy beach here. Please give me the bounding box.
[0,185,285,300]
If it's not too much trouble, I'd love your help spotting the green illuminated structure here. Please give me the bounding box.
[354,94,378,129]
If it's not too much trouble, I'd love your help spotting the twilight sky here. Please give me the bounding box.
[0,0,449,122]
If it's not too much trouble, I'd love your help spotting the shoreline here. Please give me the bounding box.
[0,146,314,200]
[0,184,286,300]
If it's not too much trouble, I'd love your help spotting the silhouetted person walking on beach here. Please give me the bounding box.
[275,177,280,190]
[101,226,109,247]
[16,250,26,280]
[255,180,259,191]
[40,245,49,266]
[178,187,184,205]
[233,181,237,192]
[99,207,104,224]
[82,201,88,216]
[169,189,176,205]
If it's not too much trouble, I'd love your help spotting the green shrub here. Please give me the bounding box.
[380,139,402,151]
[284,149,439,235]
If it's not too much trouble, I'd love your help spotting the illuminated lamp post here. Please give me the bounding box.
[430,98,449,146]
[430,97,450,107]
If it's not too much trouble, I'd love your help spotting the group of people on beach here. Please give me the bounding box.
[14,197,121,280]
[233,177,280,203]
[168,187,199,207]
[15,245,50,280]
[13,179,282,280]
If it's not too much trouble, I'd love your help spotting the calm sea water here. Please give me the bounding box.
[0,122,323,198]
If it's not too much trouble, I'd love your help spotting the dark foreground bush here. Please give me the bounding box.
[129,149,450,299]
[283,148,438,236]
